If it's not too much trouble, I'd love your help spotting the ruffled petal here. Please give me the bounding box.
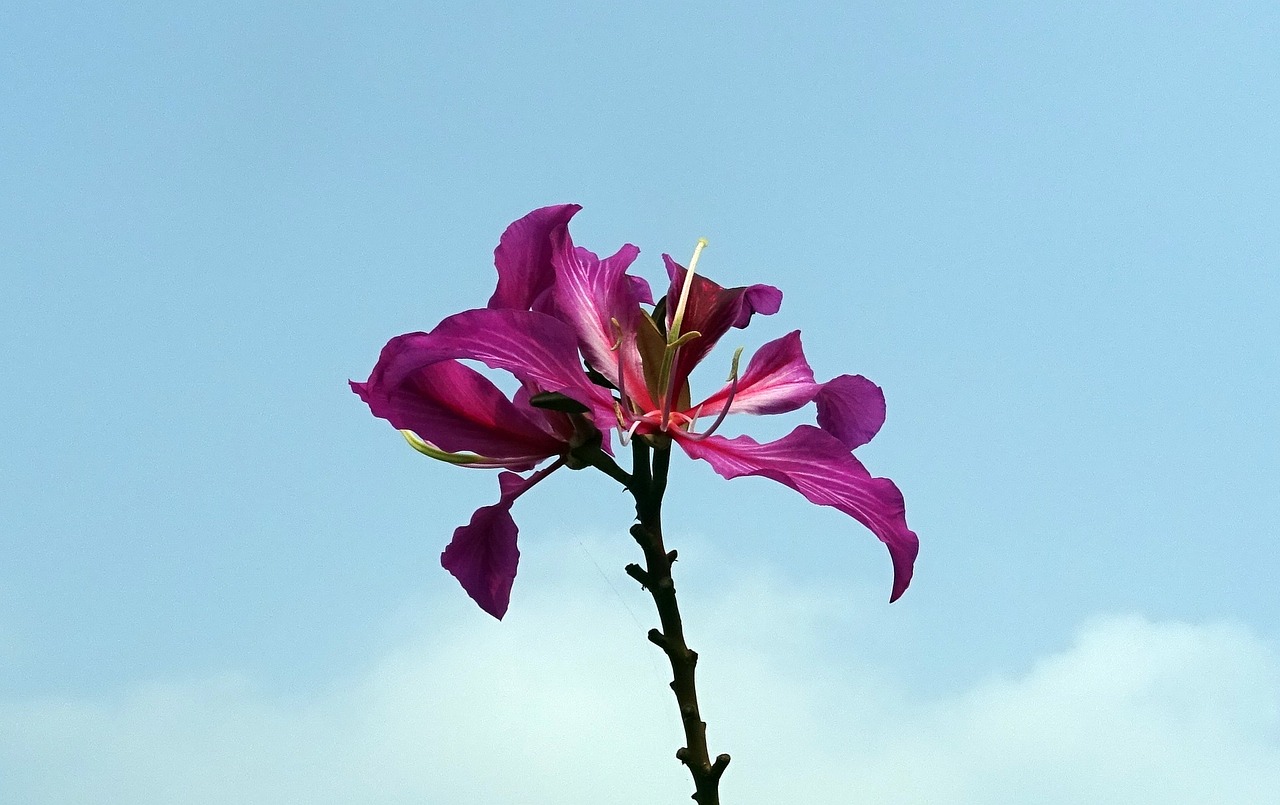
[736,283,784,327]
[551,230,657,410]
[487,204,581,312]
[693,330,819,419]
[373,309,617,433]
[663,255,782,391]
[351,356,566,469]
[440,467,557,619]
[676,425,918,602]
[816,374,887,450]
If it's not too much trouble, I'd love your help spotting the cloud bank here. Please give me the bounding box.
[3,539,1277,804]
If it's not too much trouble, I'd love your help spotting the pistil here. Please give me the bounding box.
[659,238,709,430]
[667,237,708,343]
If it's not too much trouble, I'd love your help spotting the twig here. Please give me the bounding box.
[621,438,730,804]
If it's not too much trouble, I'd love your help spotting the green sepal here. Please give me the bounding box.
[584,362,617,391]
[635,312,669,400]
[651,296,669,336]
[528,391,591,414]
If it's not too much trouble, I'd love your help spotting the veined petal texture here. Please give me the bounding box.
[351,357,566,468]
[376,309,617,432]
[488,204,581,312]
[440,468,556,619]
[551,230,655,409]
[693,330,819,418]
[677,425,918,601]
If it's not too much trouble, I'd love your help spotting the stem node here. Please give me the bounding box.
[711,754,731,779]
[647,628,668,649]
[624,563,651,588]
[621,443,725,804]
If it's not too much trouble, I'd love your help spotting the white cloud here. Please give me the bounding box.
[3,537,1278,804]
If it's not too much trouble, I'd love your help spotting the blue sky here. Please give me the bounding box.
[3,2,1278,802]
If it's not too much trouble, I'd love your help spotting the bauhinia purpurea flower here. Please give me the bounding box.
[351,204,919,619]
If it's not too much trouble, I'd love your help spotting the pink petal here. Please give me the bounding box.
[677,425,918,602]
[737,283,783,326]
[551,230,656,410]
[351,355,566,468]
[628,274,655,306]
[693,330,819,418]
[487,204,581,312]
[375,308,617,433]
[662,255,782,391]
[816,374,887,450]
[441,468,555,619]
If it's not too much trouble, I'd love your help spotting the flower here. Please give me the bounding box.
[351,206,612,618]
[352,204,918,618]
[549,222,919,601]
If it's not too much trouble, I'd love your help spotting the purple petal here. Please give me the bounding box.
[441,496,519,619]
[663,255,783,391]
[441,468,555,619]
[551,230,656,410]
[628,273,655,306]
[816,374,887,450]
[488,204,581,312]
[693,330,819,418]
[738,284,783,326]
[374,308,617,433]
[677,425,918,602]
[352,356,567,468]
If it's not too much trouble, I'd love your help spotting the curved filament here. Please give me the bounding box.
[681,346,744,442]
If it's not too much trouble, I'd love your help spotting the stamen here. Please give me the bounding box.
[608,317,624,351]
[618,420,642,447]
[610,318,631,415]
[687,403,705,431]
[682,346,744,442]
[726,345,744,382]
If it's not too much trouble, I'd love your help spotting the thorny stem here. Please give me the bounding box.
[613,438,730,804]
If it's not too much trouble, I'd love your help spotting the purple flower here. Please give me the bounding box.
[353,205,918,617]
[551,226,918,602]
[352,206,610,618]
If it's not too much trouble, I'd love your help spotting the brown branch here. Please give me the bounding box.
[624,439,730,804]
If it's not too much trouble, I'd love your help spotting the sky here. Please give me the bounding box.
[2,2,1278,803]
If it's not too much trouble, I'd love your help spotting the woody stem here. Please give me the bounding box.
[624,439,730,804]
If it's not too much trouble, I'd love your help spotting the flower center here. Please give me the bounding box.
[638,407,695,431]
[609,238,743,444]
